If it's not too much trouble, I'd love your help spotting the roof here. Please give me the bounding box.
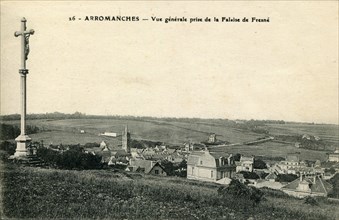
[282,176,333,195]
[240,156,254,162]
[112,149,131,157]
[187,151,205,165]
[255,181,284,190]
[131,160,166,174]
[265,173,277,180]
[209,151,231,159]
[130,159,154,173]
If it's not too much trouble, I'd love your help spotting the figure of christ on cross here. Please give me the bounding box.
[11,17,34,158]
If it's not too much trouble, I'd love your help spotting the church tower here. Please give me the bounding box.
[122,125,131,153]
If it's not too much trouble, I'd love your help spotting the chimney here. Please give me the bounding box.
[300,174,303,182]
[313,175,316,184]
[228,155,231,165]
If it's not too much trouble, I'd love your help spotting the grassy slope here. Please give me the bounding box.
[1,160,338,220]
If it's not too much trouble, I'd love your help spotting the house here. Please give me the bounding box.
[187,150,236,182]
[127,159,167,176]
[281,175,333,198]
[277,154,306,174]
[236,155,254,172]
[108,149,131,164]
[328,149,339,162]
[100,141,109,150]
[208,133,217,144]
[100,132,117,137]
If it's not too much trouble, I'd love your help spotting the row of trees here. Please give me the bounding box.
[0,124,40,140]
[37,146,102,170]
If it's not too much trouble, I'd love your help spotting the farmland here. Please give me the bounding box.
[1,117,338,161]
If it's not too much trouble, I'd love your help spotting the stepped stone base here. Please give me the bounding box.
[8,154,44,167]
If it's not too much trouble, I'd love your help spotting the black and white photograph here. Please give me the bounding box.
[0,1,338,219]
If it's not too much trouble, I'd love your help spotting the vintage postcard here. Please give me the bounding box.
[0,1,338,219]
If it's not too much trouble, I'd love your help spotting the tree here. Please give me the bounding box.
[161,160,175,176]
[240,171,260,179]
[276,174,298,182]
[232,153,241,161]
[328,173,339,199]
[253,158,267,169]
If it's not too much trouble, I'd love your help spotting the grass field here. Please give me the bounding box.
[267,123,339,145]
[1,118,338,161]
[1,118,264,145]
[1,158,338,220]
[210,142,329,161]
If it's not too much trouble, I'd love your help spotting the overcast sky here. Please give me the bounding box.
[1,1,338,124]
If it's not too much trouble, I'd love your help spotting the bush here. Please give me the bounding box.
[218,179,264,206]
[37,147,102,170]
[304,196,319,206]
[0,141,16,155]
[0,124,20,140]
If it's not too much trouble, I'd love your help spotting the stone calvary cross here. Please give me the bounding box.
[12,17,34,158]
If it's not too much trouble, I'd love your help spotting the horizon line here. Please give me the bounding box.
[0,111,338,126]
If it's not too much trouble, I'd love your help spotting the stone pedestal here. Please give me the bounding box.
[13,135,32,158]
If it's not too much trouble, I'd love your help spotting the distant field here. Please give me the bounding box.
[1,118,338,161]
[2,118,264,146]
[267,124,339,145]
[210,142,329,161]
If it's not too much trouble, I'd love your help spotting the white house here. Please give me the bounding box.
[236,155,254,172]
[187,150,236,182]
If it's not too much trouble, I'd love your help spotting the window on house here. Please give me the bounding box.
[155,170,159,174]
[211,171,213,178]
[200,160,203,165]
[192,167,194,175]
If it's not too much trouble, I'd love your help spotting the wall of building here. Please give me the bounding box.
[282,189,326,198]
[187,165,217,182]
[329,155,339,162]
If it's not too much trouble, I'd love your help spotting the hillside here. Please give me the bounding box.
[1,158,338,220]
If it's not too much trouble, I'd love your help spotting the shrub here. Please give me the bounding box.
[218,179,264,206]
[304,196,319,206]
[0,141,16,155]
[37,147,102,170]
[0,124,20,140]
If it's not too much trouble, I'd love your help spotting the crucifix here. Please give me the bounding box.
[12,17,34,158]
